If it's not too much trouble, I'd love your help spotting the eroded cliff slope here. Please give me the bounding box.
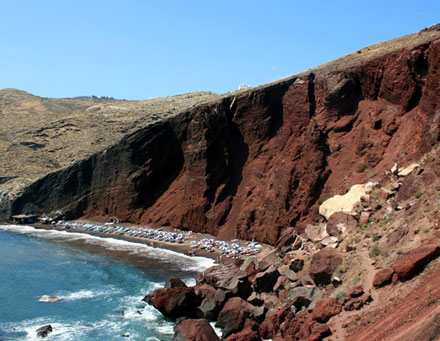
[5,25,440,245]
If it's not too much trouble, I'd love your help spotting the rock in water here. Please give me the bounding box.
[39,295,61,302]
[36,324,53,338]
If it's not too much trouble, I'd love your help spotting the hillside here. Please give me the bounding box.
[0,89,219,203]
[4,24,439,240]
[3,23,440,340]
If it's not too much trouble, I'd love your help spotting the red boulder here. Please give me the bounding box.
[174,319,219,341]
[373,268,395,287]
[312,297,342,322]
[144,287,200,319]
[309,248,342,285]
[259,308,288,339]
[393,245,440,280]
[216,297,261,338]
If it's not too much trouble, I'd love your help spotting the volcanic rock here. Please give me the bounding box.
[326,212,357,236]
[247,292,263,306]
[173,319,219,341]
[216,297,262,338]
[349,285,365,298]
[194,284,219,320]
[282,311,331,340]
[144,287,200,319]
[198,265,231,287]
[6,27,440,248]
[320,236,338,247]
[225,319,260,341]
[260,293,279,309]
[36,325,53,338]
[289,258,304,272]
[254,266,280,293]
[373,268,395,287]
[259,308,288,339]
[289,286,323,311]
[344,293,372,311]
[220,276,252,300]
[276,226,296,250]
[359,211,371,226]
[312,297,342,322]
[393,245,440,280]
[256,249,279,271]
[309,248,342,285]
[166,278,187,288]
[305,224,320,242]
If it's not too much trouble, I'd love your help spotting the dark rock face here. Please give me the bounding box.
[254,266,280,293]
[173,319,219,341]
[309,248,342,285]
[6,29,440,246]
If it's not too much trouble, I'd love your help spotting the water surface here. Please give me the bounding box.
[0,225,214,340]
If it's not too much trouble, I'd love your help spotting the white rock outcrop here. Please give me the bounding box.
[319,182,378,220]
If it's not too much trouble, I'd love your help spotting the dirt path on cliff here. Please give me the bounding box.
[345,257,440,341]
[326,250,378,340]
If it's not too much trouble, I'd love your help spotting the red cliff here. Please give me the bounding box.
[8,24,440,245]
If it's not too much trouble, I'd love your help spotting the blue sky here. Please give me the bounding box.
[1,1,439,100]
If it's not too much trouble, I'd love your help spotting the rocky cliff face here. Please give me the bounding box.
[5,25,440,245]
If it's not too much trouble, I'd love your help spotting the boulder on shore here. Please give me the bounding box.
[143,287,200,319]
[173,319,219,341]
[194,284,223,320]
[225,319,260,341]
[216,297,262,338]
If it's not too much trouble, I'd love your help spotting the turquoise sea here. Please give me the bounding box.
[0,225,215,340]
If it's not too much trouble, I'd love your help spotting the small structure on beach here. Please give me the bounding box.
[11,214,39,224]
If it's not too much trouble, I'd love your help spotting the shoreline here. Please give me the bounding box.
[2,220,272,266]
[30,222,222,261]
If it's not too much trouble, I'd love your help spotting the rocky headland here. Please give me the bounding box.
[2,24,440,340]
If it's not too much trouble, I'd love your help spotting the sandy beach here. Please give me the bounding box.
[29,220,271,264]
